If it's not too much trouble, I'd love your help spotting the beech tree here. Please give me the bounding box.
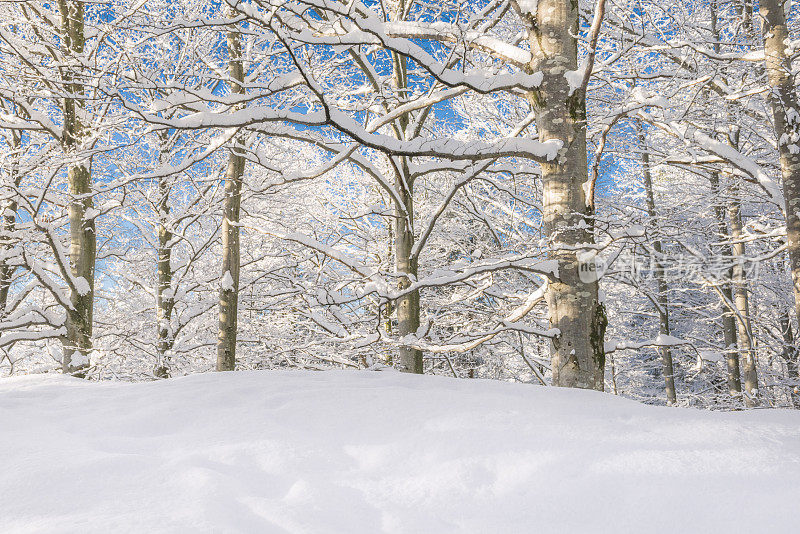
[760,0,800,346]
[57,0,96,374]
[217,6,247,372]
[0,0,123,374]
[639,123,677,404]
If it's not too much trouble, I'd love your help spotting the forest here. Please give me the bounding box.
[5,1,800,532]
[1,0,800,412]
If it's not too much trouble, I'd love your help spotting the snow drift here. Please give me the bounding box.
[1,370,798,533]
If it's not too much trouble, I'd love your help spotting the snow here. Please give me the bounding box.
[73,276,91,297]
[565,60,588,96]
[83,208,100,221]
[221,270,235,291]
[2,370,799,533]
[606,335,689,353]
[657,119,784,206]
[69,349,92,368]
[699,350,725,362]
[654,333,687,346]
[517,0,538,14]
[383,22,533,66]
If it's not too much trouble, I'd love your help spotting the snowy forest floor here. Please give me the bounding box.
[2,370,799,533]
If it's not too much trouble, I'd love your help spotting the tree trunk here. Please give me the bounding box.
[382,219,395,365]
[640,125,677,404]
[728,183,759,404]
[155,133,175,378]
[389,12,423,374]
[0,222,14,316]
[58,0,95,375]
[709,0,749,400]
[721,279,741,395]
[216,12,245,372]
[527,0,606,389]
[779,311,800,407]
[739,0,754,35]
[760,0,800,340]
[0,132,21,316]
[394,169,422,373]
[709,173,742,395]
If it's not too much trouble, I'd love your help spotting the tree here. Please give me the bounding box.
[708,172,742,396]
[759,0,800,348]
[524,0,608,389]
[0,0,119,374]
[0,118,21,316]
[217,6,246,371]
[639,123,677,404]
[57,0,96,374]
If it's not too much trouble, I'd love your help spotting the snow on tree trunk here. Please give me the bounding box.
[526,0,606,389]
[216,12,245,372]
[59,0,95,375]
[760,0,800,344]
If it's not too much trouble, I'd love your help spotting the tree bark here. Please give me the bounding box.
[383,219,395,364]
[760,0,800,340]
[216,11,245,372]
[640,125,677,404]
[155,133,175,378]
[739,0,754,35]
[394,167,422,373]
[779,311,800,407]
[390,6,423,374]
[58,0,95,375]
[728,183,759,404]
[709,173,742,395]
[527,0,606,389]
[0,131,21,316]
[709,2,744,397]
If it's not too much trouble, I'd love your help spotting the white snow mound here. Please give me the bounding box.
[1,370,799,533]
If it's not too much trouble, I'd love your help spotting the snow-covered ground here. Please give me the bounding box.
[2,370,799,533]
